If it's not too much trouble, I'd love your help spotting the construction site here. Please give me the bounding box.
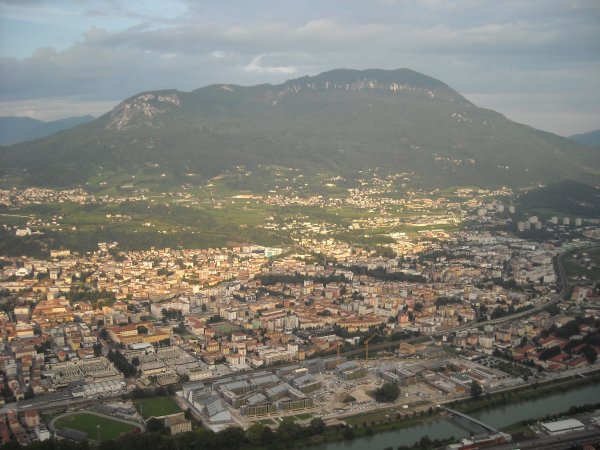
[178,341,518,431]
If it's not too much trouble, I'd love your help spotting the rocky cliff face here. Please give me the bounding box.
[107,92,182,131]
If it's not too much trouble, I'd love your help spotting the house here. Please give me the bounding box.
[163,412,192,435]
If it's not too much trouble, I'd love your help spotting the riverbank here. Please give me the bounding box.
[449,371,600,415]
[292,371,600,449]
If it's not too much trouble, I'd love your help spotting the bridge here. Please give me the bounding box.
[439,406,498,433]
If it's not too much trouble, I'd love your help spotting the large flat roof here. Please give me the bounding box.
[540,419,584,432]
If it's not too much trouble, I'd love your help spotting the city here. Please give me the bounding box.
[1,181,599,449]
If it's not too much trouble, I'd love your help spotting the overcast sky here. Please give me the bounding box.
[1,0,599,136]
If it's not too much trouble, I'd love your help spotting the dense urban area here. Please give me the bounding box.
[1,175,599,450]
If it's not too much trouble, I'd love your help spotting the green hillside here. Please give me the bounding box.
[1,68,598,188]
[519,180,600,218]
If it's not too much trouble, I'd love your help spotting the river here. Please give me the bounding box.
[311,383,600,450]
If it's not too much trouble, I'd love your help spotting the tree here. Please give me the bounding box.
[419,435,432,448]
[309,417,326,434]
[146,417,165,433]
[261,426,274,445]
[137,325,148,335]
[206,315,225,324]
[215,426,245,449]
[343,425,356,440]
[374,382,400,402]
[470,381,482,399]
[24,387,34,400]
[539,345,561,361]
[173,322,186,334]
[582,345,597,363]
[97,440,118,450]
[246,423,266,445]
[276,417,301,443]
[555,319,580,339]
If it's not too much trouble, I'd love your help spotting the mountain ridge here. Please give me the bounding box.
[569,129,600,147]
[1,68,598,188]
[0,115,94,146]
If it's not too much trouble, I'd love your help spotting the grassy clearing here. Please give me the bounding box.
[255,419,276,425]
[135,396,182,419]
[344,406,407,426]
[54,412,137,440]
[563,248,600,280]
[209,322,238,334]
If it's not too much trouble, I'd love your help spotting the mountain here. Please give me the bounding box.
[1,68,598,188]
[0,115,94,146]
[568,130,600,147]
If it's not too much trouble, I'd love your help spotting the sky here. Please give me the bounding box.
[0,0,599,136]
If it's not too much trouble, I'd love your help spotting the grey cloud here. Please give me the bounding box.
[1,16,597,100]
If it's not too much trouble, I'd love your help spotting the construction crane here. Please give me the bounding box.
[364,333,379,360]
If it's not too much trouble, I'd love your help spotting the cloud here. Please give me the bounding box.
[244,54,296,74]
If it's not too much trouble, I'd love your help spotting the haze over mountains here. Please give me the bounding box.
[1,69,598,188]
[0,115,94,146]
[569,130,600,148]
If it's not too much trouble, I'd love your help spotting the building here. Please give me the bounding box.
[23,410,40,427]
[163,412,192,435]
[336,361,367,380]
[204,396,232,423]
[35,425,51,441]
[150,298,190,317]
[292,374,322,394]
[540,419,585,435]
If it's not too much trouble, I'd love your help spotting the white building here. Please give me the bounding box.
[150,297,190,316]
[540,419,584,435]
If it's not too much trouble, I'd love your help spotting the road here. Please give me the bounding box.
[357,249,573,358]
[0,390,128,415]
[492,428,600,449]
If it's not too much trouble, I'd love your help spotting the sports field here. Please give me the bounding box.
[54,412,139,440]
[209,322,238,334]
[135,396,182,419]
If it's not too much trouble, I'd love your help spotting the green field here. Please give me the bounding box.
[564,248,600,281]
[209,322,238,334]
[255,418,276,425]
[54,412,139,440]
[135,396,182,419]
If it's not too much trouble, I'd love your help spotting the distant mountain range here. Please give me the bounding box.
[1,68,598,188]
[568,130,600,147]
[0,115,94,146]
